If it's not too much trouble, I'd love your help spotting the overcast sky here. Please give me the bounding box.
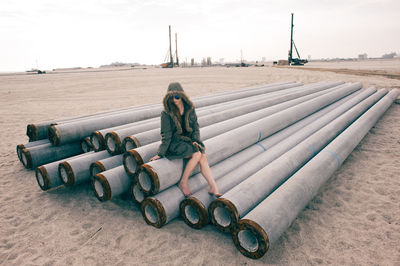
[1,0,399,72]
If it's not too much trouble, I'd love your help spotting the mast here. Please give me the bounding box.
[169,25,173,67]
[289,13,294,63]
[175,33,179,66]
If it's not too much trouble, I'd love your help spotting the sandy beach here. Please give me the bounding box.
[0,60,399,265]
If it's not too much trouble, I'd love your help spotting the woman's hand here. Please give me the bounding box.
[150,155,160,161]
[193,142,201,148]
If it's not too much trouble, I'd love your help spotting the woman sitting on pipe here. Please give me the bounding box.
[150,82,221,197]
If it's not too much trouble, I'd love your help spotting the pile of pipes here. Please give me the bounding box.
[17,81,399,259]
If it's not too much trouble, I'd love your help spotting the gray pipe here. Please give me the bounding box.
[48,82,300,145]
[208,88,386,232]
[92,166,131,201]
[91,82,299,151]
[26,101,162,141]
[138,89,362,228]
[130,182,146,204]
[89,154,124,177]
[81,137,93,152]
[106,82,334,154]
[20,141,83,169]
[136,83,361,195]
[90,117,160,151]
[180,88,373,229]
[123,82,351,178]
[58,150,111,186]
[16,139,50,164]
[232,89,399,259]
[35,152,91,191]
[120,82,343,150]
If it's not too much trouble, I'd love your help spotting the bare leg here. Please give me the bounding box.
[179,151,201,196]
[199,154,221,196]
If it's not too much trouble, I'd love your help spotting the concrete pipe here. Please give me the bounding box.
[180,88,372,229]
[119,82,344,150]
[93,82,299,151]
[81,137,93,153]
[124,82,350,179]
[26,101,161,141]
[138,88,362,228]
[28,82,296,141]
[20,141,83,169]
[48,82,300,146]
[232,88,399,259]
[130,182,146,204]
[16,139,50,164]
[59,150,111,186]
[136,83,361,195]
[35,152,90,191]
[106,82,336,154]
[89,154,124,177]
[90,117,160,151]
[208,88,384,232]
[92,165,131,201]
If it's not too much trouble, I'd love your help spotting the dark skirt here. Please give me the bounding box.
[165,138,205,160]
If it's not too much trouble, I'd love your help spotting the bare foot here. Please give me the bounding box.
[178,182,192,197]
[208,187,222,197]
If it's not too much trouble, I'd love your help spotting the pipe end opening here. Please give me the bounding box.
[132,183,145,203]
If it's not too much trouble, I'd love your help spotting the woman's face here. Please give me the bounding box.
[173,94,182,106]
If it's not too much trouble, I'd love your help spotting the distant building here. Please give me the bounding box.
[358,53,368,60]
[219,58,224,64]
[381,52,397,59]
[207,57,212,66]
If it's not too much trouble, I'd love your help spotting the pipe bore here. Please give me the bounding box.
[91,173,111,201]
[232,219,269,259]
[105,132,121,155]
[141,197,166,228]
[123,150,143,175]
[131,183,145,203]
[122,136,140,151]
[21,149,32,169]
[35,166,50,191]
[180,197,209,229]
[58,162,74,186]
[90,161,106,177]
[209,198,239,232]
[137,164,159,194]
[80,138,93,153]
[90,131,105,152]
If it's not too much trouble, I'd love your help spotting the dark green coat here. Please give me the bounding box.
[157,91,205,159]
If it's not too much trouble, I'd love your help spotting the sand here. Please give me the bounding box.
[0,60,399,265]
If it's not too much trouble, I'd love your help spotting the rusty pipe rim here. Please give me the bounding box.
[208,197,239,233]
[232,219,269,259]
[35,166,50,191]
[58,161,74,186]
[90,131,105,152]
[92,173,112,202]
[180,196,209,229]
[141,197,166,228]
[105,132,121,155]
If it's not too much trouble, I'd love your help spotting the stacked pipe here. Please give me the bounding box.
[93,82,348,203]
[231,89,399,259]
[17,82,302,191]
[91,82,338,201]
[16,81,397,260]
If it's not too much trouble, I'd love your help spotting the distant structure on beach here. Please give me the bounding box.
[358,53,368,60]
[161,25,179,68]
[381,52,397,59]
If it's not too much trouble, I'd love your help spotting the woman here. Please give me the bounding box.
[150,82,221,197]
